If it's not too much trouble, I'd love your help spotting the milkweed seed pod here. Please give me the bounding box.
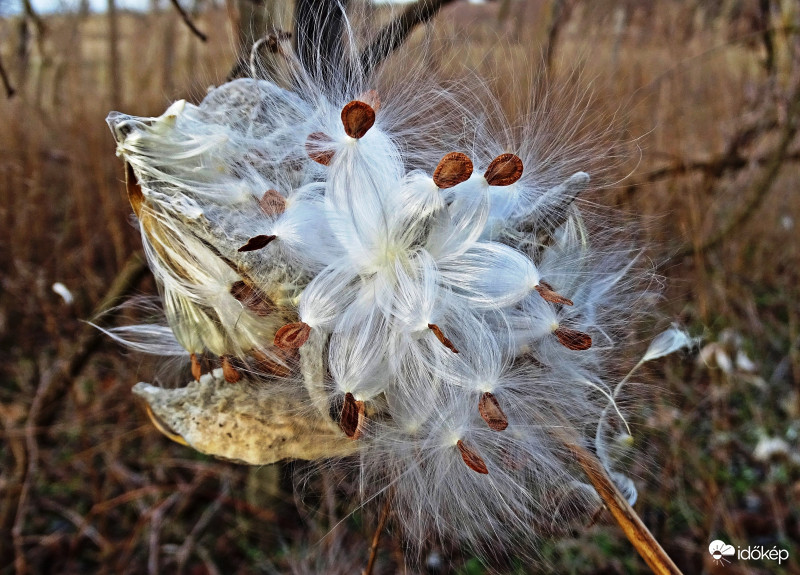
[104,13,672,563]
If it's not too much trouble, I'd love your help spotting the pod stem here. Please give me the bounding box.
[362,493,392,575]
[566,440,683,575]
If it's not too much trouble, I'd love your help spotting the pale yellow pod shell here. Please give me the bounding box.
[133,373,356,465]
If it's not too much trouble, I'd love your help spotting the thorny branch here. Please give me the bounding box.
[169,0,208,42]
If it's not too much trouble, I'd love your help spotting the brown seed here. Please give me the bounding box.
[341,100,376,139]
[457,440,489,474]
[484,153,523,186]
[125,162,144,217]
[259,189,286,216]
[340,392,365,439]
[428,323,459,353]
[274,322,311,349]
[534,281,574,306]
[222,355,242,383]
[250,349,293,378]
[499,445,526,471]
[433,152,474,189]
[237,234,277,252]
[190,353,202,381]
[264,30,291,53]
[478,392,509,431]
[357,89,381,111]
[305,132,335,165]
[230,280,276,317]
[554,327,592,350]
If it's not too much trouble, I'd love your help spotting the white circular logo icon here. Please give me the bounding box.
[709,540,735,565]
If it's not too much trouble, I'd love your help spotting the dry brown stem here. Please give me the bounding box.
[566,441,683,575]
[362,494,392,575]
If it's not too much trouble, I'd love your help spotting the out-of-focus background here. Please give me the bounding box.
[1,0,799,573]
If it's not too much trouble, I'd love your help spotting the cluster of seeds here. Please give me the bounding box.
[109,67,643,554]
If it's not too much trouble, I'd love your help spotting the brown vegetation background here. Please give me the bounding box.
[0,0,799,573]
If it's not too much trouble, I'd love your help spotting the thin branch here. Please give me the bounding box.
[21,0,46,38]
[628,148,799,188]
[360,0,457,78]
[566,441,683,575]
[175,478,230,575]
[32,252,149,428]
[0,52,15,98]
[169,0,208,42]
[675,80,800,259]
[362,494,392,575]
[543,0,574,74]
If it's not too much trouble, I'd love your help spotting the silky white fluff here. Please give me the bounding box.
[103,8,688,566]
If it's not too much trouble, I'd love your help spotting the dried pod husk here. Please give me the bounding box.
[554,327,592,350]
[339,392,366,439]
[238,234,277,252]
[133,376,356,465]
[484,153,523,186]
[125,162,144,217]
[478,392,508,431]
[341,100,376,138]
[433,152,473,189]
[428,323,459,353]
[457,440,489,474]
[274,322,311,349]
[535,281,574,306]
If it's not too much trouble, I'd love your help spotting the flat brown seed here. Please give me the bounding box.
[237,234,276,252]
[433,152,474,189]
[274,322,311,350]
[250,349,293,378]
[484,153,523,186]
[340,392,365,439]
[554,327,592,350]
[259,189,286,216]
[125,162,144,217]
[190,353,202,381]
[457,440,489,474]
[230,280,276,317]
[534,281,573,306]
[357,89,381,111]
[341,100,376,139]
[428,323,459,353]
[305,132,335,165]
[222,355,242,383]
[478,392,509,431]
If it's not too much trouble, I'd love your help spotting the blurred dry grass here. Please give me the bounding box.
[1,0,799,573]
